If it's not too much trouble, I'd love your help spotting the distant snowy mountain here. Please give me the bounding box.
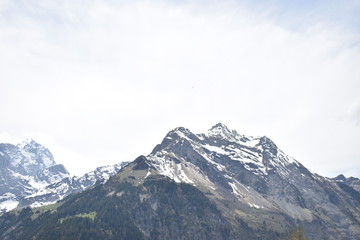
[0,139,69,212]
[0,139,129,213]
[20,162,129,208]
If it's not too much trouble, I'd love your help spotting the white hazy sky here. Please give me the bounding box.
[1,0,360,177]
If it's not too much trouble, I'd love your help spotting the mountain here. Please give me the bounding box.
[20,162,129,208]
[0,139,129,213]
[144,123,360,239]
[0,139,69,213]
[1,124,359,240]
[331,174,360,192]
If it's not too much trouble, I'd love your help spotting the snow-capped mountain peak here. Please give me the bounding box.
[147,123,304,189]
[23,162,129,208]
[209,122,230,131]
[15,138,56,169]
[17,138,37,149]
[206,123,241,142]
[170,127,192,138]
[1,138,130,212]
[129,124,360,239]
[0,139,68,212]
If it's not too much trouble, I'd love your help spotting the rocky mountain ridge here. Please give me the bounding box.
[141,123,360,239]
[0,139,128,213]
[1,123,359,240]
[20,162,129,208]
[331,174,360,192]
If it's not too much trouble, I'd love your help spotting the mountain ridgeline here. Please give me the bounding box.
[1,124,360,240]
[0,139,129,213]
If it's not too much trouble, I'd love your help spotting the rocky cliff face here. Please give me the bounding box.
[0,139,129,212]
[144,123,360,239]
[0,139,69,212]
[331,174,360,192]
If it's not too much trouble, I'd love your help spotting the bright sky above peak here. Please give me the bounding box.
[1,0,360,177]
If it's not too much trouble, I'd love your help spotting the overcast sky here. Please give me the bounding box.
[1,0,360,177]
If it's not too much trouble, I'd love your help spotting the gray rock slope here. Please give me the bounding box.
[331,174,360,192]
[140,123,360,240]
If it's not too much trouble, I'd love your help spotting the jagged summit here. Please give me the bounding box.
[208,122,234,133]
[151,124,298,174]
[17,138,37,148]
[332,174,347,181]
[330,174,360,192]
[148,128,300,203]
[0,139,69,213]
[171,126,193,137]
[167,123,266,148]
[173,126,189,133]
[209,122,230,131]
[18,139,56,169]
[206,123,240,141]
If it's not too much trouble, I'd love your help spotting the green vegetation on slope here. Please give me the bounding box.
[0,168,311,240]
[58,211,97,224]
[288,228,309,240]
[0,177,236,240]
